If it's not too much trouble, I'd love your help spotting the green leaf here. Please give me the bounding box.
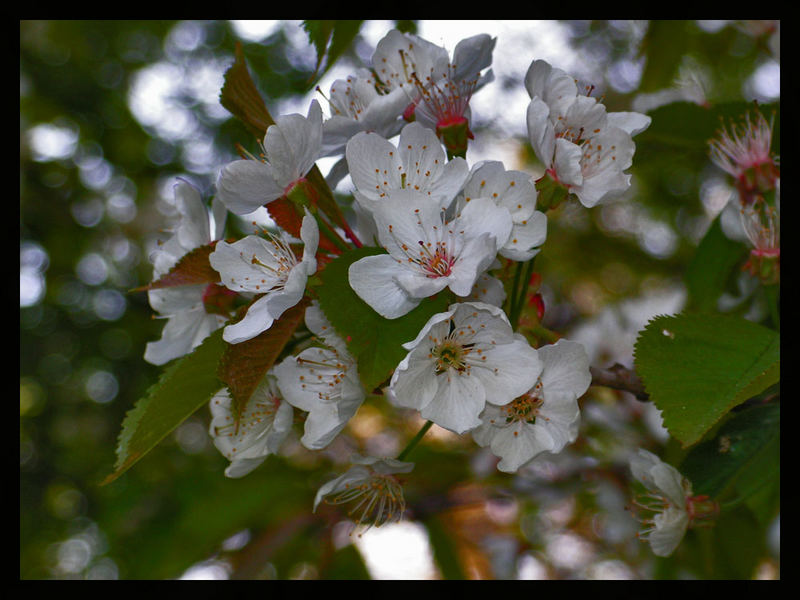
[638,20,692,93]
[322,545,372,580]
[302,20,363,83]
[219,42,276,140]
[680,403,780,500]
[102,329,227,484]
[217,298,309,425]
[636,101,780,153]
[685,216,748,312]
[424,515,466,580]
[634,313,779,447]
[316,246,451,392]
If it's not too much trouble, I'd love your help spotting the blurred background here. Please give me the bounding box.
[20,20,780,579]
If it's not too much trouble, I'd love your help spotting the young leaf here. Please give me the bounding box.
[217,297,309,425]
[102,329,227,484]
[679,402,779,499]
[634,313,779,447]
[132,243,220,291]
[316,246,451,392]
[684,216,748,312]
[219,42,276,140]
[302,20,363,83]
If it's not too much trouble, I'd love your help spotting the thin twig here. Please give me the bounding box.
[589,363,649,402]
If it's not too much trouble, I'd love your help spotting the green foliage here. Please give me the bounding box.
[636,101,780,158]
[680,402,779,502]
[104,329,227,484]
[425,515,467,580]
[684,216,748,312]
[302,20,364,84]
[634,313,779,447]
[316,246,452,392]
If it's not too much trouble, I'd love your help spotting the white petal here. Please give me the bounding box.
[538,339,592,401]
[346,131,403,200]
[144,307,221,365]
[299,211,320,267]
[649,507,689,557]
[553,138,584,186]
[499,211,547,261]
[492,422,554,473]
[223,295,274,343]
[607,111,652,137]
[455,196,514,254]
[420,370,485,434]
[173,179,210,250]
[472,336,542,406]
[224,457,267,478]
[216,160,284,215]
[209,236,282,293]
[263,266,308,320]
[263,100,323,185]
[348,253,421,319]
[526,98,555,166]
[452,33,496,81]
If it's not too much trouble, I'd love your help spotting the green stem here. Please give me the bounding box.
[397,420,434,461]
[507,261,524,327]
[314,213,351,253]
[509,257,536,330]
[763,284,780,329]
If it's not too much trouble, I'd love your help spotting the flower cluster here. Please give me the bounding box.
[709,108,780,284]
[140,28,657,534]
[628,449,718,557]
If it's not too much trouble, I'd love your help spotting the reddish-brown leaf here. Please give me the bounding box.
[133,243,220,292]
[217,297,310,426]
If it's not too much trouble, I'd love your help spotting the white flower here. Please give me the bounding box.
[209,374,293,478]
[346,121,469,212]
[313,455,414,531]
[389,302,541,434]
[372,29,451,98]
[274,302,365,450]
[209,211,319,343]
[215,100,323,215]
[472,339,591,472]
[320,69,409,158]
[371,30,495,134]
[454,160,547,261]
[525,59,650,208]
[629,449,717,557]
[348,189,511,319]
[465,271,506,307]
[144,180,229,365]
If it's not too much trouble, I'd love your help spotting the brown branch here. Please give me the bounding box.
[590,363,649,402]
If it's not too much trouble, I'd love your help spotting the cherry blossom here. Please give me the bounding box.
[209,211,319,343]
[348,190,511,319]
[453,160,547,261]
[209,374,294,478]
[389,302,541,434]
[472,339,591,472]
[709,108,779,201]
[274,301,365,450]
[346,121,468,213]
[319,68,409,159]
[215,100,323,216]
[525,59,650,208]
[144,179,229,365]
[313,455,414,531]
[629,449,718,557]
